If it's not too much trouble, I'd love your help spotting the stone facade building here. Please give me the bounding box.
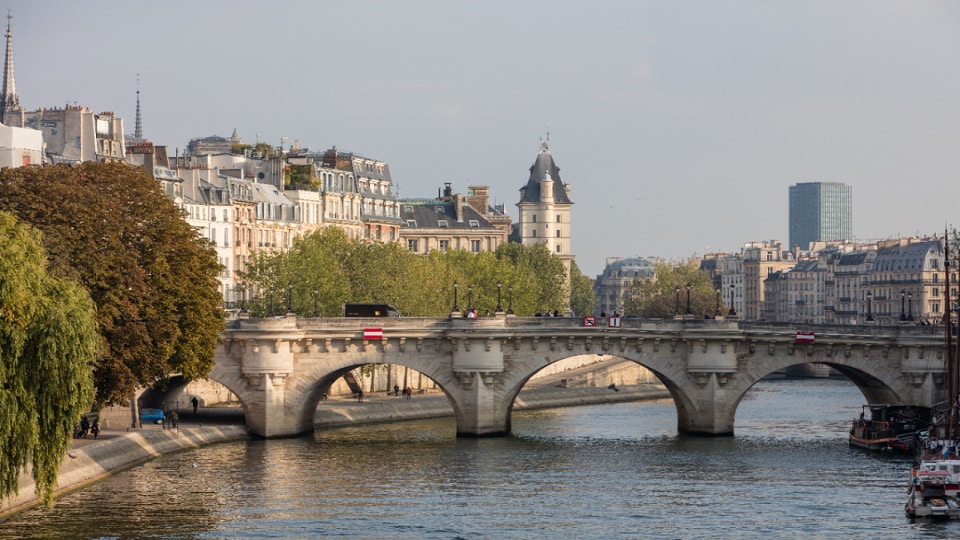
[399,183,507,254]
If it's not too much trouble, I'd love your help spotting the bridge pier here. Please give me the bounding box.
[676,372,735,436]
[454,371,510,437]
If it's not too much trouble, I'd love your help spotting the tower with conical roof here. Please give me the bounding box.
[0,11,19,120]
[517,133,575,304]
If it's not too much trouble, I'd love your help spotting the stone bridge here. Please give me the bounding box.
[208,314,948,438]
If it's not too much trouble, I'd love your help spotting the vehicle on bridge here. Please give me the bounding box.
[342,303,401,317]
[849,404,931,454]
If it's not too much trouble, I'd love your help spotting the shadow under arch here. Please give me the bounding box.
[141,373,251,424]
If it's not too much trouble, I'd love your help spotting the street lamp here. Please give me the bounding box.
[685,284,692,316]
[865,291,873,322]
[728,284,736,317]
[452,281,460,313]
[467,285,473,312]
[900,290,907,321]
[312,289,319,317]
[268,286,275,317]
[287,283,293,314]
[496,282,503,313]
[908,292,914,321]
[675,288,680,315]
[507,284,514,315]
[715,288,721,318]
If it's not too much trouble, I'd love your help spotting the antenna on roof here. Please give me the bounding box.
[134,73,143,140]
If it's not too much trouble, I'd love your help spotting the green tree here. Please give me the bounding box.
[623,260,717,318]
[0,163,224,404]
[0,212,98,507]
[569,261,596,317]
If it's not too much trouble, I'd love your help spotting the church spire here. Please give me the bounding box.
[0,10,19,119]
[134,73,143,139]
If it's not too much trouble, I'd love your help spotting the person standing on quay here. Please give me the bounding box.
[191,396,199,414]
[357,388,364,402]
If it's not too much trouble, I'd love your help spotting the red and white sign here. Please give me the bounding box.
[582,316,597,327]
[608,316,622,328]
[363,328,383,340]
[796,331,815,343]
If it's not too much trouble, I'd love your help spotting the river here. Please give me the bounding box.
[1,379,956,538]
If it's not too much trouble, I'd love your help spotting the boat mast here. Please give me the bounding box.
[948,229,957,442]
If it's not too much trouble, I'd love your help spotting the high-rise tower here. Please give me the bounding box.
[788,181,852,251]
[0,11,19,120]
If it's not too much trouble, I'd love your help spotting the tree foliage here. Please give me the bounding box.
[568,261,596,317]
[0,212,98,507]
[0,163,225,404]
[622,260,723,318]
[239,228,573,317]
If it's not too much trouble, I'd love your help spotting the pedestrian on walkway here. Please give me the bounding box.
[394,384,400,397]
[91,419,101,439]
[191,396,199,414]
[357,388,364,402]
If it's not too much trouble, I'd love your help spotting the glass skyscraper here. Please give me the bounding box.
[788,182,852,251]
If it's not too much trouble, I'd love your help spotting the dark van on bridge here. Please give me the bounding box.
[342,303,401,317]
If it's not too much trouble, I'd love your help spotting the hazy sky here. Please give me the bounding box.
[9,1,960,276]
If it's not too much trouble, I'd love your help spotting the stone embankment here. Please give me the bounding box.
[1,379,668,519]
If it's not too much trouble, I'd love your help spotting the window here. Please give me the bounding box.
[435,206,444,213]
[556,215,561,222]
[556,230,561,237]
[469,220,480,227]
[532,215,537,223]
[406,220,417,227]
[438,220,448,227]
[404,205,414,213]
[407,240,419,252]
[439,239,449,252]
[556,245,561,253]
[471,240,481,252]
[532,230,537,238]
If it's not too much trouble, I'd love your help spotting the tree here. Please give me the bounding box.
[568,261,596,317]
[622,260,717,318]
[0,212,98,507]
[0,163,224,404]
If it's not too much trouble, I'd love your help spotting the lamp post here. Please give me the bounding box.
[312,289,319,317]
[715,288,721,318]
[467,285,473,312]
[268,286,275,317]
[507,285,514,315]
[287,283,293,314]
[900,290,907,321]
[452,281,460,313]
[685,284,692,316]
[674,288,680,316]
[496,282,503,313]
[728,284,736,317]
[865,291,873,322]
[908,292,914,321]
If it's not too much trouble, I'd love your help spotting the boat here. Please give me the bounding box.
[905,231,960,519]
[848,404,931,453]
[906,467,960,519]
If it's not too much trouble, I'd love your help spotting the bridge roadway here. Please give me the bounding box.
[205,313,948,438]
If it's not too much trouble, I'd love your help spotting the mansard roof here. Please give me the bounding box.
[399,199,494,230]
[518,142,572,205]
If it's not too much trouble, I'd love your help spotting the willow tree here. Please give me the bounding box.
[0,163,224,404]
[0,212,98,507]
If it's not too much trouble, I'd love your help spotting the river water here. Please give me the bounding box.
[2,379,957,539]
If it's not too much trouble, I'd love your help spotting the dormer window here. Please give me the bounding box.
[469,220,480,228]
[435,206,444,213]
[404,205,414,213]
[438,220,448,227]
[406,220,417,227]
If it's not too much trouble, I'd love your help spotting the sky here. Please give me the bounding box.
[8,0,960,276]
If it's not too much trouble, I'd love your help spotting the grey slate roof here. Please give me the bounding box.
[399,200,494,229]
[518,145,572,204]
